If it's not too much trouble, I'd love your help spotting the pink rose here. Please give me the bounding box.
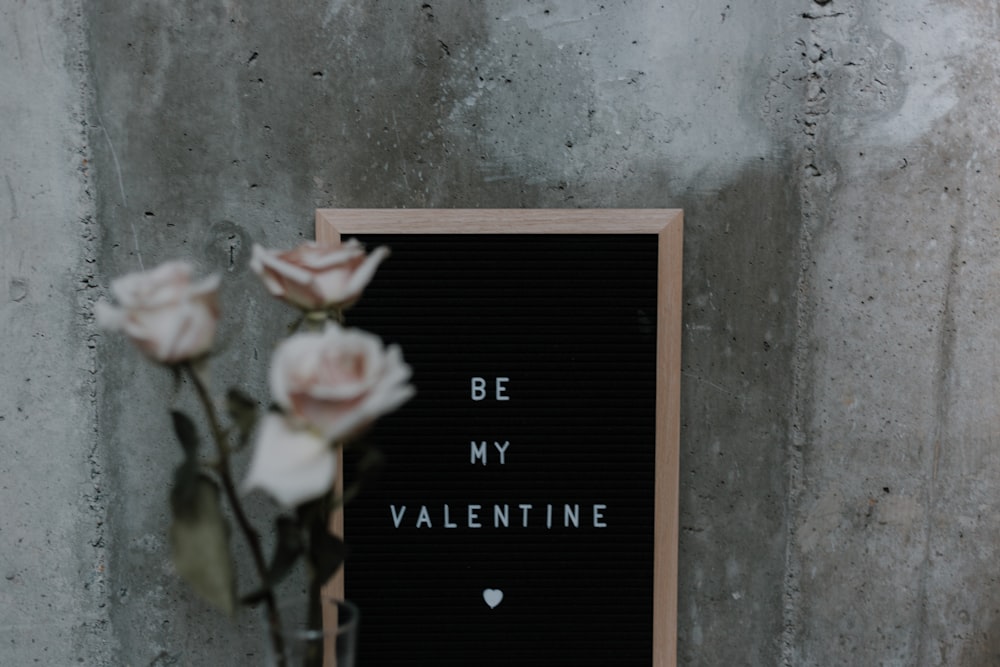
[96,261,220,364]
[242,413,336,508]
[250,239,389,311]
[270,324,414,441]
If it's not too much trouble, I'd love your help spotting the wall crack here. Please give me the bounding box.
[73,0,111,659]
[781,3,853,665]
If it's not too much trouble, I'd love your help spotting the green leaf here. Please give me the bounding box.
[225,388,257,449]
[169,475,236,615]
[170,459,201,518]
[308,519,346,587]
[268,516,306,586]
[170,410,199,456]
[295,494,330,525]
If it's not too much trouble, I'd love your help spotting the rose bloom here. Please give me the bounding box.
[243,413,336,508]
[270,323,415,441]
[250,239,389,311]
[95,261,220,364]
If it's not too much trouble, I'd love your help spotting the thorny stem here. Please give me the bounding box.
[184,363,287,665]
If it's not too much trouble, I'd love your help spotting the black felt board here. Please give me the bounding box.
[342,233,658,666]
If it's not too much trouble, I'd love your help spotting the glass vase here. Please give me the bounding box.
[263,597,359,667]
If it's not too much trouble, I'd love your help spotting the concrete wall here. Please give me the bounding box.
[2,0,999,664]
[0,1,108,664]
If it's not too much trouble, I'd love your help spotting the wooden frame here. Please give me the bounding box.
[316,208,682,667]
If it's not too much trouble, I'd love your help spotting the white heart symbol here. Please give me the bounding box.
[483,588,503,609]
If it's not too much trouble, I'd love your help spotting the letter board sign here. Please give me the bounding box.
[317,209,682,666]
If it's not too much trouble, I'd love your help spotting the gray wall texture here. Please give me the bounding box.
[2,0,999,664]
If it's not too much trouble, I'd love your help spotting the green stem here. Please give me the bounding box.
[184,364,287,665]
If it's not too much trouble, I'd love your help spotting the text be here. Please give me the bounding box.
[471,376,510,401]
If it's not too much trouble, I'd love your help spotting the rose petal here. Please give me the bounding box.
[344,245,390,298]
[162,298,217,363]
[94,300,126,331]
[243,414,336,508]
[99,261,220,364]
[112,261,194,308]
[268,323,414,441]
[252,244,314,285]
[292,240,365,270]
[251,240,389,310]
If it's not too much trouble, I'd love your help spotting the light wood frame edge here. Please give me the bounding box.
[316,209,683,667]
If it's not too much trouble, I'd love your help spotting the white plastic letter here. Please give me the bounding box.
[471,441,487,465]
[494,504,509,528]
[471,377,486,401]
[390,505,406,528]
[494,441,510,464]
[564,504,580,528]
[519,504,533,527]
[496,377,510,400]
[593,504,608,528]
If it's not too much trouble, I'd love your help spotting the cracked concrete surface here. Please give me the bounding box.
[0,0,109,663]
[4,0,1000,664]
